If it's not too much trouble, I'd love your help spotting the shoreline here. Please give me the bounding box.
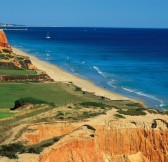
[13,47,142,104]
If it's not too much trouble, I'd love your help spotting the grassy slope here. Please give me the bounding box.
[0,110,14,119]
[0,69,36,75]
[0,82,118,109]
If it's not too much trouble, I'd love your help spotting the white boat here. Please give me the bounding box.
[46,32,51,39]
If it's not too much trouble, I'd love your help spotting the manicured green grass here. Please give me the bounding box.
[0,82,145,111]
[0,82,113,109]
[0,110,14,119]
[0,69,36,76]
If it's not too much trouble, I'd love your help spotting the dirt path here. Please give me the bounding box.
[1,124,28,145]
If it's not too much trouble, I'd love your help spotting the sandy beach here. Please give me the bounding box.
[13,47,141,103]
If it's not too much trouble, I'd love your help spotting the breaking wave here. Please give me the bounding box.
[107,80,116,88]
[122,87,165,107]
[93,66,106,77]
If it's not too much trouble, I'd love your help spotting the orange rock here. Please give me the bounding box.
[19,123,77,144]
[18,123,168,162]
[0,29,12,51]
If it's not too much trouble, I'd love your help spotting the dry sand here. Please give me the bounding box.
[13,47,140,103]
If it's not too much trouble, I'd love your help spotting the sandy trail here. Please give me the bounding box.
[1,124,28,145]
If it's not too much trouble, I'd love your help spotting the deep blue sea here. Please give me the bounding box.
[3,27,168,109]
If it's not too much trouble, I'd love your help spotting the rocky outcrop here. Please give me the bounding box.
[95,126,168,162]
[18,123,77,145]
[39,125,104,162]
[0,29,12,51]
[0,52,37,70]
[37,125,167,162]
[0,52,54,82]
[0,73,54,82]
[1,111,167,162]
[13,117,167,162]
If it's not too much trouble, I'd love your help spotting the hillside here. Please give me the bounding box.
[0,107,167,162]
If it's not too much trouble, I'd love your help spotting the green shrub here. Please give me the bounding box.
[53,137,60,142]
[28,147,42,154]
[75,86,82,91]
[41,142,53,148]
[126,103,143,107]
[83,111,90,117]
[114,114,125,118]
[0,143,25,159]
[117,108,146,116]
[56,111,64,119]
[11,97,54,110]
[2,49,11,54]
[80,102,108,109]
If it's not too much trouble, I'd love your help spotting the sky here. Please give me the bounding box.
[0,0,168,28]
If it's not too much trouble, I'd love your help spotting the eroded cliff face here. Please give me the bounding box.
[39,125,104,162]
[1,111,167,162]
[95,126,168,162]
[0,29,12,51]
[0,52,37,70]
[18,123,77,144]
[37,126,167,162]
[13,116,167,162]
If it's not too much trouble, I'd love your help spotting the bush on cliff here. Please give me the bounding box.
[117,108,146,116]
[75,86,82,91]
[2,49,11,54]
[80,102,110,109]
[0,143,25,159]
[11,97,54,110]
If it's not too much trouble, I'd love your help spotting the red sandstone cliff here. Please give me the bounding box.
[10,111,167,162]
[0,29,12,51]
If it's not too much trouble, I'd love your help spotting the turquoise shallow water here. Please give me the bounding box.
[4,27,168,109]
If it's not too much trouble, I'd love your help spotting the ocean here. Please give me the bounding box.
[4,27,168,109]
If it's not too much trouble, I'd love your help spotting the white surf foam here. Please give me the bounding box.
[122,87,136,93]
[107,80,116,88]
[122,86,165,107]
[93,66,106,77]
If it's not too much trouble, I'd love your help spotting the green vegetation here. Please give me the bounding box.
[82,111,104,118]
[126,103,144,107]
[0,135,62,159]
[147,108,160,114]
[79,102,110,109]
[75,86,82,91]
[12,97,54,110]
[2,49,11,54]
[0,143,25,159]
[114,113,125,118]
[0,109,14,119]
[0,83,118,109]
[55,109,105,121]
[0,69,36,76]
[117,108,147,116]
[0,110,14,119]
